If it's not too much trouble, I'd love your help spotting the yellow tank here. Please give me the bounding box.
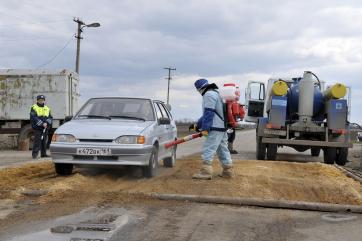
[323,83,347,99]
[271,80,288,96]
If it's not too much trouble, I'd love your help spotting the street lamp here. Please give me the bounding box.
[74,18,100,74]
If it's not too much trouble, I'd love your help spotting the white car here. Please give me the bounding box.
[50,97,177,177]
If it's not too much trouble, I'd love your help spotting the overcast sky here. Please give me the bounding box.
[1,0,362,122]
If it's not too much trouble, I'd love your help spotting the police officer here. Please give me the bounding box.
[30,95,53,159]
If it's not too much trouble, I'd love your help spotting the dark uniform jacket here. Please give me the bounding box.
[30,104,53,130]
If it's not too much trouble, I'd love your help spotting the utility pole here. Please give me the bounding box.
[164,67,176,105]
[74,18,84,74]
[73,18,100,74]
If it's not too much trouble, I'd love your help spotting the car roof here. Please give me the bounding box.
[87,97,166,103]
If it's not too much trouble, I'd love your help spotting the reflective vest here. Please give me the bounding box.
[31,104,50,117]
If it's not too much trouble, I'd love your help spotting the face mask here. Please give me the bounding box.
[198,88,205,95]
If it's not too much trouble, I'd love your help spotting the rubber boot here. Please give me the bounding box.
[219,165,234,178]
[192,164,213,180]
[228,143,238,154]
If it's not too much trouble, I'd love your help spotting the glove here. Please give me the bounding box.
[188,124,200,132]
[201,130,209,136]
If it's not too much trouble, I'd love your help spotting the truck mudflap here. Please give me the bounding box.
[262,137,352,148]
[257,117,268,136]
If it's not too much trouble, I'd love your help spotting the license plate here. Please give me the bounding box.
[76,148,111,156]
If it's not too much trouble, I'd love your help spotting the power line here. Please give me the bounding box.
[36,35,74,69]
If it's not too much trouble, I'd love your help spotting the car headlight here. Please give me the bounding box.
[51,134,76,143]
[114,135,145,144]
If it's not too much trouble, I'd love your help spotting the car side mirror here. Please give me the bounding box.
[159,117,170,125]
[64,116,73,122]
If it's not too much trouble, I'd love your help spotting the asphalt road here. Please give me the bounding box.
[1,129,362,241]
[0,128,352,168]
[177,129,324,163]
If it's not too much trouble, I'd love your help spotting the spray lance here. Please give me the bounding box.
[164,125,208,149]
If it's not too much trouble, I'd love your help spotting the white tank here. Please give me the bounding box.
[298,71,315,123]
[220,83,240,102]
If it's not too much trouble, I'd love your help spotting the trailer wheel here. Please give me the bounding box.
[256,137,266,160]
[323,148,336,164]
[336,148,348,166]
[266,144,277,160]
[18,124,34,150]
[311,148,321,157]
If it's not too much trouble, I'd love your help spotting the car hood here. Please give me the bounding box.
[55,119,154,139]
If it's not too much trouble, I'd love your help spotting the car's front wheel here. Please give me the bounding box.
[164,145,176,168]
[54,163,73,175]
[143,146,158,178]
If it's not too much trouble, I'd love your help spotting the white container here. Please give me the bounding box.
[220,83,239,101]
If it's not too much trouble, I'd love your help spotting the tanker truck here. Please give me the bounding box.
[244,71,352,165]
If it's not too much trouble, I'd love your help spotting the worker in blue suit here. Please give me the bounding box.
[191,79,233,179]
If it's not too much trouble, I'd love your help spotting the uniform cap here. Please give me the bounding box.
[194,79,209,90]
[36,95,46,100]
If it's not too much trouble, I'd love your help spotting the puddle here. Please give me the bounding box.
[321,214,358,223]
[7,207,130,241]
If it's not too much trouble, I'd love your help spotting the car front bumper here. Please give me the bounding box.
[50,142,153,166]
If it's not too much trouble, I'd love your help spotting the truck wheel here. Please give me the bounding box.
[266,144,277,160]
[143,146,158,178]
[311,148,321,157]
[18,124,34,150]
[323,148,336,164]
[256,137,266,160]
[164,146,176,168]
[336,148,348,166]
[54,163,73,175]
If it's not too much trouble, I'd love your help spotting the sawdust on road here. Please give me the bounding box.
[0,157,361,206]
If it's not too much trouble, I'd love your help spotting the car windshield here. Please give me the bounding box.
[75,98,155,121]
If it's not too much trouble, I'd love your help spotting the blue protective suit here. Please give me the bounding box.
[196,89,232,166]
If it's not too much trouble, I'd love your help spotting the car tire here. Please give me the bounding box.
[266,144,277,160]
[54,163,73,175]
[311,148,321,157]
[323,148,336,165]
[336,148,348,166]
[143,146,158,178]
[256,137,266,160]
[164,146,176,168]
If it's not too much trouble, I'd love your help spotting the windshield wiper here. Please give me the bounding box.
[77,115,111,120]
[108,115,146,121]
